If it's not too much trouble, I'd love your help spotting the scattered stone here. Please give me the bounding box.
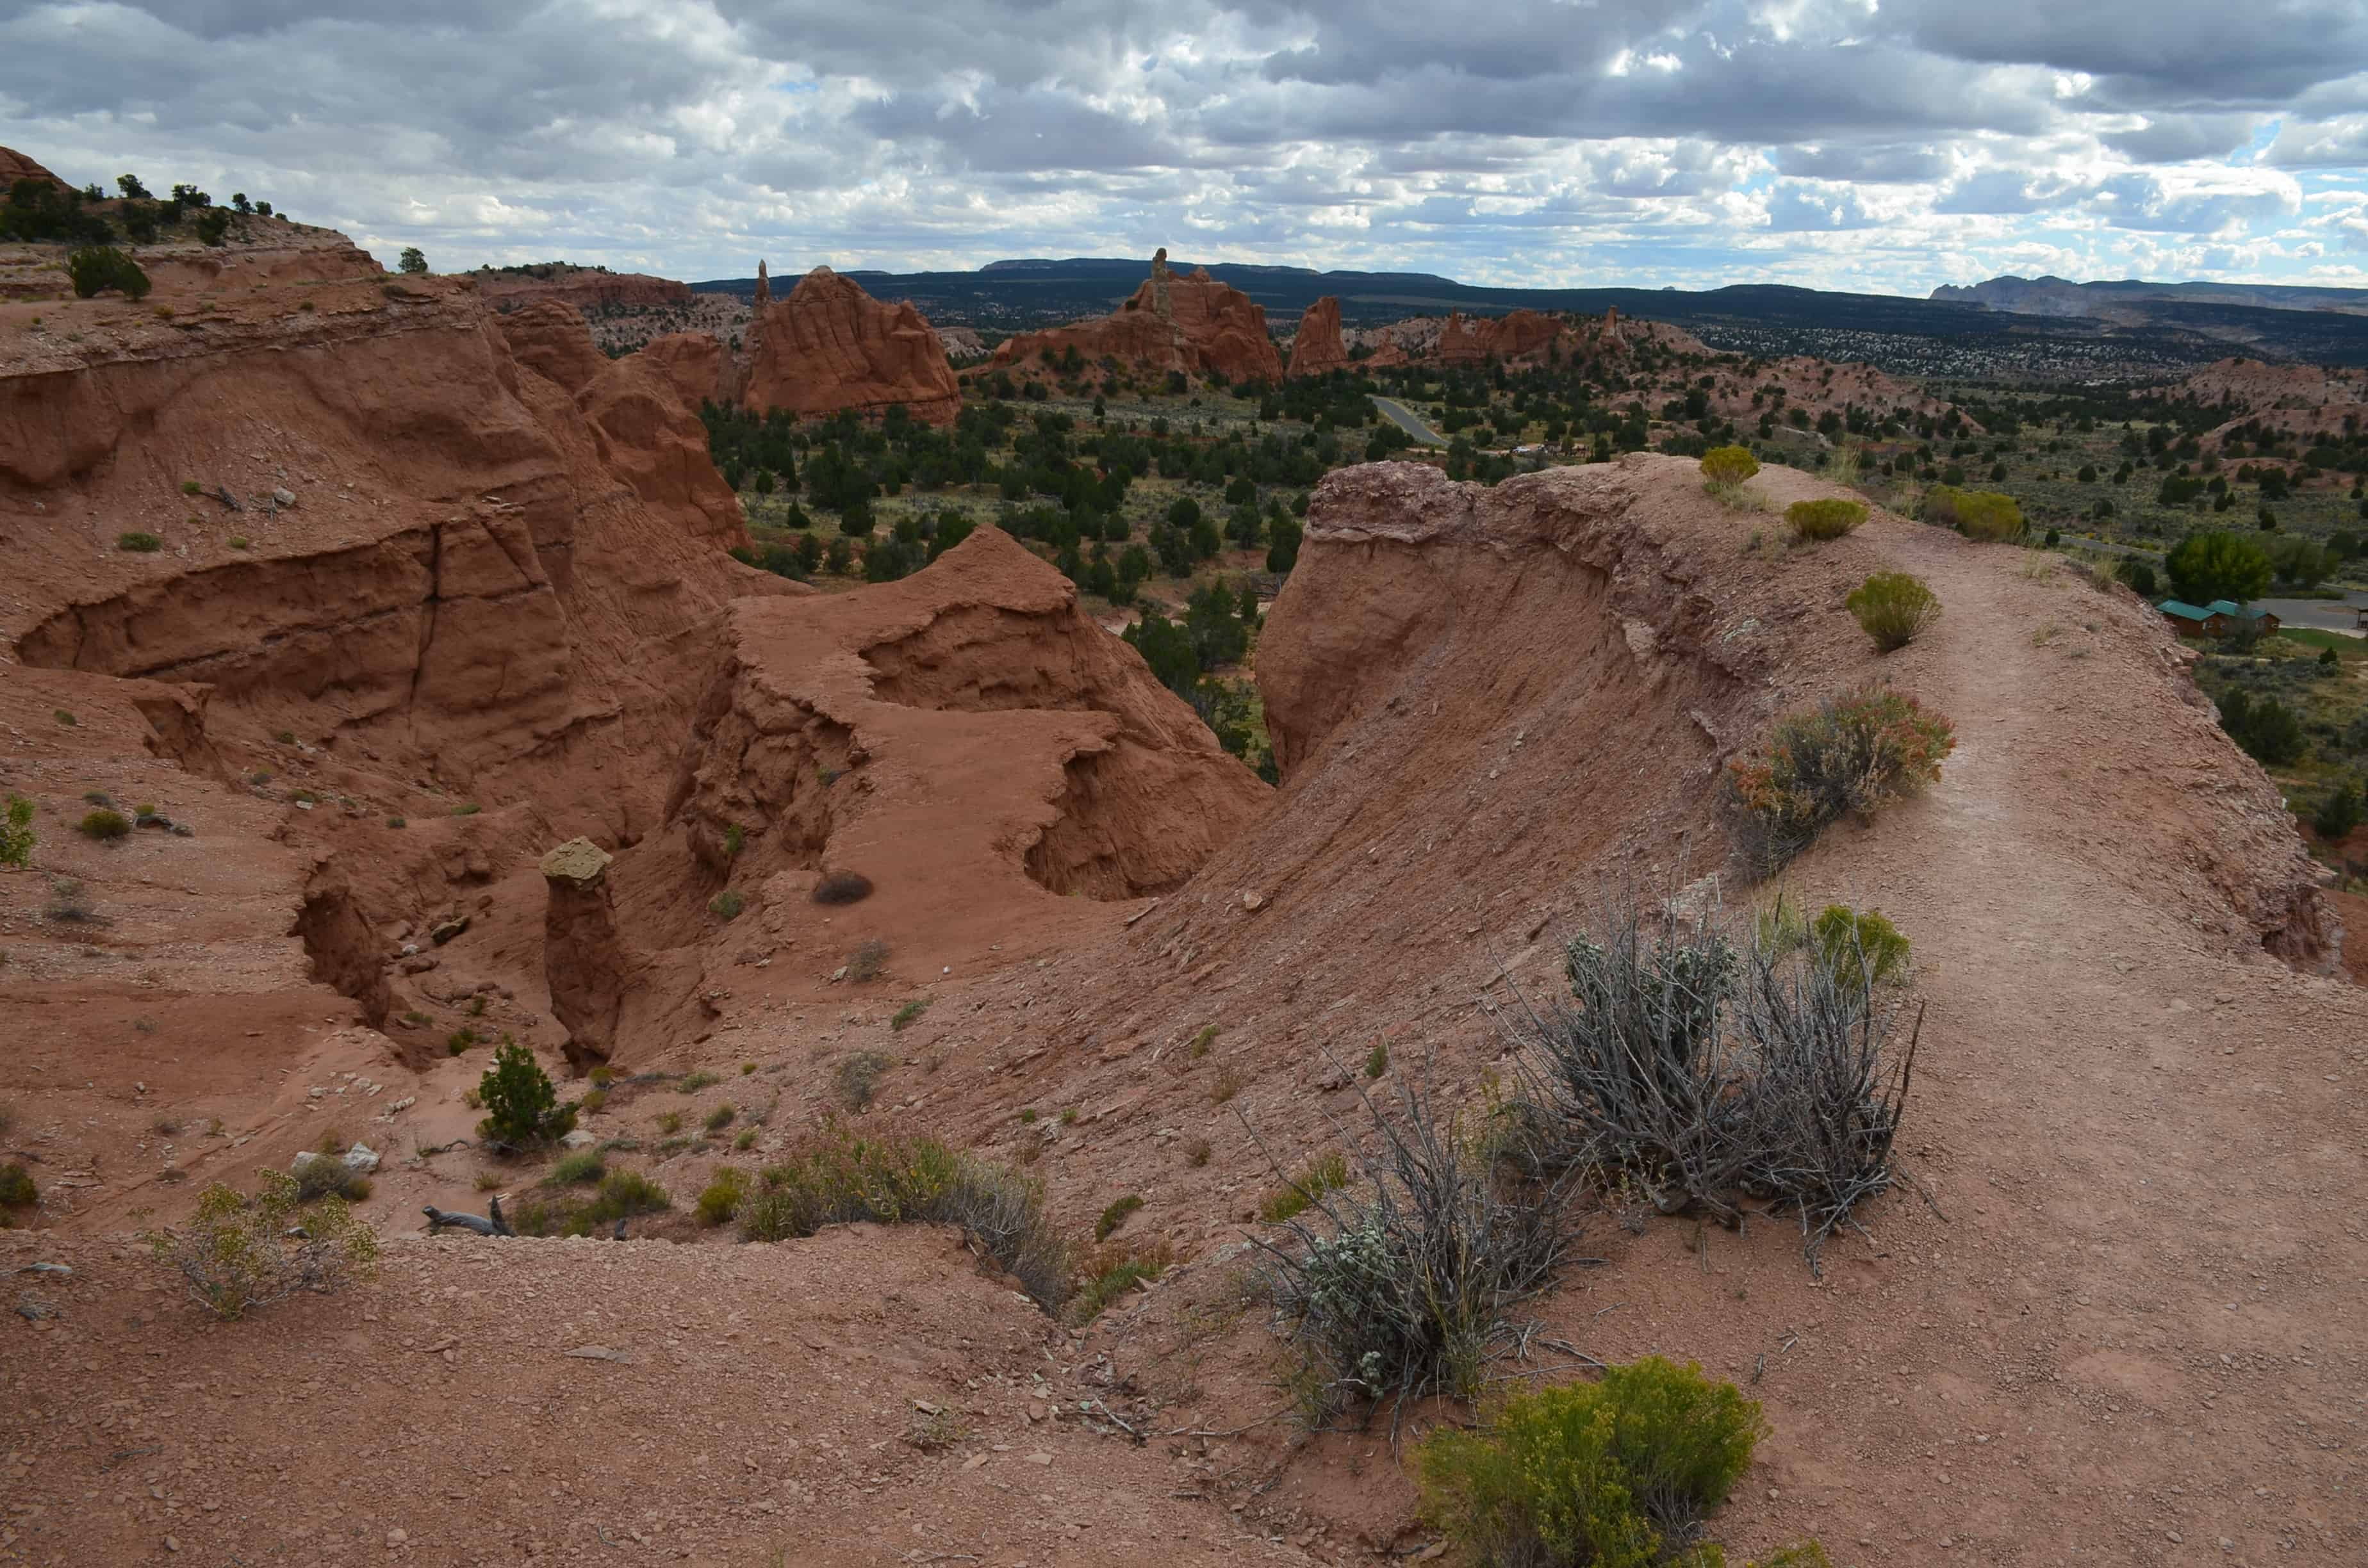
[429,916,470,945]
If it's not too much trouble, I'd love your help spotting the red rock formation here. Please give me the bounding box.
[498,300,609,394]
[472,265,694,312]
[741,266,961,425]
[664,525,1270,976]
[539,838,632,1072]
[981,250,1285,386]
[1287,296,1348,379]
[753,259,770,307]
[1435,308,1565,368]
[0,144,69,190]
[575,333,748,553]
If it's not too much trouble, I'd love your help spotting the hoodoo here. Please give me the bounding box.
[741,265,962,425]
[1286,295,1348,378]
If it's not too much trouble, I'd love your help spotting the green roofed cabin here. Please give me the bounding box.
[2158,599,2280,639]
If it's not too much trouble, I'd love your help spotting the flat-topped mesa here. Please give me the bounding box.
[742,265,961,425]
[1287,296,1349,379]
[471,265,695,312]
[981,250,1285,387]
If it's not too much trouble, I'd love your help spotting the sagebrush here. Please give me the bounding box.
[1723,685,1954,873]
[1784,498,1864,542]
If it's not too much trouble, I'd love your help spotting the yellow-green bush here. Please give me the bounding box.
[1258,1150,1351,1223]
[1843,571,1940,651]
[1784,498,1866,542]
[146,1170,380,1319]
[1811,905,1910,985]
[696,1166,750,1227]
[1698,446,1759,489]
[1416,1357,1767,1568]
[1923,485,2024,542]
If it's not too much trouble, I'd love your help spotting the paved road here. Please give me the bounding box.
[1367,394,1447,448]
[2258,594,2368,634]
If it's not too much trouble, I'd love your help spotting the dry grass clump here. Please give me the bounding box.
[1069,1239,1173,1325]
[737,1127,1069,1311]
[846,938,890,982]
[1257,1150,1350,1223]
[1248,1070,1570,1426]
[835,1050,892,1110]
[1723,685,1955,874]
[1843,571,1941,652]
[509,1168,670,1237]
[1508,882,1923,1270]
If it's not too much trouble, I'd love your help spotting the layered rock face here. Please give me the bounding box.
[741,266,961,425]
[5,274,771,836]
[474,266,695,312]
[1286,296,1348,378]
[983,250,1285,386]
[0,144,68,190]
[660,525,1269,976]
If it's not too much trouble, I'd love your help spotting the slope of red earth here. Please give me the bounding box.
[838,458,2361,1564]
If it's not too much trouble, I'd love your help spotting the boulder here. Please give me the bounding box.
[0,145,67,192]
[1287,297,1348,379]
[742,266,961,425]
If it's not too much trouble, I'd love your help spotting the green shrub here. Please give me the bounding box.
[891,999,929,1032]
[446,1029,479,1056]
[704,1103,736,1133]
[1924,486,2023,542]
[722,822,744,858]
[181,478,202,496]
[1784,498,1866,542]
[2314,778,2362,842]
[1094,1193,1144,1241]
[0,794,33,870]
[68,245,151,300]
[1258,1150,1349,1223]
[1365,1040,1390,1079]
[1810,905,1910,985]
[1698,446,1758,493]
[1414,1359,1766,1568]
[0,1163,36,1208]
[513,1168,671,1237]
[547,1149,605,1186]
[709,888,744,921]
[1843,572,1939,651]
[475,1041,577,1149]
[117,531,163,553]
[740,1127,1069,1310]
[696,1166,750,1227]
[145,1170,380,1319]
[78,808,131,842]
[2217,689,2307,767]
[2167,530,2273,605]
[1725,686,1955,872]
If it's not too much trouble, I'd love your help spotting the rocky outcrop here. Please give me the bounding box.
[474,266,695,313]
[1287,297,1348,379]
[661,525,1269,976]
[540,838,631,1072]
[576,332,748,553]
[1435,308,1565,368]
[981,250,1285,386]
[0,145,69,190]
[741,266,961,425]
[753,259,771,307]
[4,273,775,840]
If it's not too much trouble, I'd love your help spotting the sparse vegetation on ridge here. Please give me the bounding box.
[1724,685,1955,873]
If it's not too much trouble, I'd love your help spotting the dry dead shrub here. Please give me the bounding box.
[812,870,873,905]
[1723,685,1955,873]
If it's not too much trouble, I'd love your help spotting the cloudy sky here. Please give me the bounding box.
[3,0,2366,295]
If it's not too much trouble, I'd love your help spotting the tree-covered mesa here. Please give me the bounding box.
[1,174,271,248]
